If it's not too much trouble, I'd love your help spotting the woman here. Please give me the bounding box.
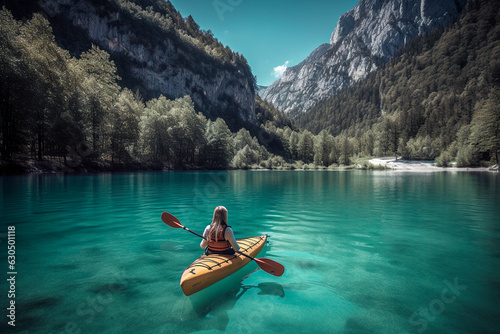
[200,206,240,255]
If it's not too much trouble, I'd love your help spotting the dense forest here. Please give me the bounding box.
[1,0,261,135]
[0,6,324,173]
[2,0,256,94]
[297,0,500,167]
[1,0,499,173]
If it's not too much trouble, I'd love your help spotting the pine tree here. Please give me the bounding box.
[298,130,314,163]
[469,89,500,164]
[111,88,143,163]
[315,130,334,166]
[79,45,121,154]
[204,118,233,169]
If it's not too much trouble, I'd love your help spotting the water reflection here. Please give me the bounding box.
[181,274,287,332]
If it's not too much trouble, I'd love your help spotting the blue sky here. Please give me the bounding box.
[169,0,359,86]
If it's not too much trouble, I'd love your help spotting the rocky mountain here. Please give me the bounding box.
[261,0,467,115]
[3,0,257,127]
[257,85,268,96]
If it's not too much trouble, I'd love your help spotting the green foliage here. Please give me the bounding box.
[80,45,121,154]
[204,118,233,169]
[298,130,314,163]
[259,155,286,169]
[338,135,353,166]
[456,144,480,167]
[403,136,440,160]
[255,95,294,129]
[232,145,258,169]
[140,95,207,168]
[3,0,257,125]
[2,0,499,171]
[111,88,143,163]
[435,150,453,167]
[468,89,500,164]
[0,9,83,160]
[378,117,401,159]
[314,130,335,166]
[296,0,500,167]
[0,7,268,172]
[231,127,270,167]
[288,131,300,160]
[359,130,375,156]
[0,8,30,158]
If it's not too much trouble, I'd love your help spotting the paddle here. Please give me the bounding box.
[161,212,285,277]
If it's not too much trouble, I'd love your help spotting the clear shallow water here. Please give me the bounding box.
[1,171,499,333]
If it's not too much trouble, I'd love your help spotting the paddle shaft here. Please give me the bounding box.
[181,225,206,240]
[235,250,256,260]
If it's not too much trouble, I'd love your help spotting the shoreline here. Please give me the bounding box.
[368,157,497,173]
[1,156,498,175]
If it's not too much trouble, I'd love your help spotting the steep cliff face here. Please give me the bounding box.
[262,0,467,115]
[35,0,256,126]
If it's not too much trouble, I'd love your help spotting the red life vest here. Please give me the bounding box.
[207,226,231,253]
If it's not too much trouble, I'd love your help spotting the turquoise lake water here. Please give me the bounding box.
[1,170,499,333]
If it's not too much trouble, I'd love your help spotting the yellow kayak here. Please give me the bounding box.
[180,235,268,296]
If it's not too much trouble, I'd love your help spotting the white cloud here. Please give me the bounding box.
[272,60,289,78]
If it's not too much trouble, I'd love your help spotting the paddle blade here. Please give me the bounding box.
[161,212,183,228]
[254,258,285,277]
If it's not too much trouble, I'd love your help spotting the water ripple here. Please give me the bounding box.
[1,171,499,334]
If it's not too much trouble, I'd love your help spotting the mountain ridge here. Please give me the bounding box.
[296,0,500,165]
[262,0,467,115]
[3,0,257,129]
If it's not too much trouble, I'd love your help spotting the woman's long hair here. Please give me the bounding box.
[209,206,228,242]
